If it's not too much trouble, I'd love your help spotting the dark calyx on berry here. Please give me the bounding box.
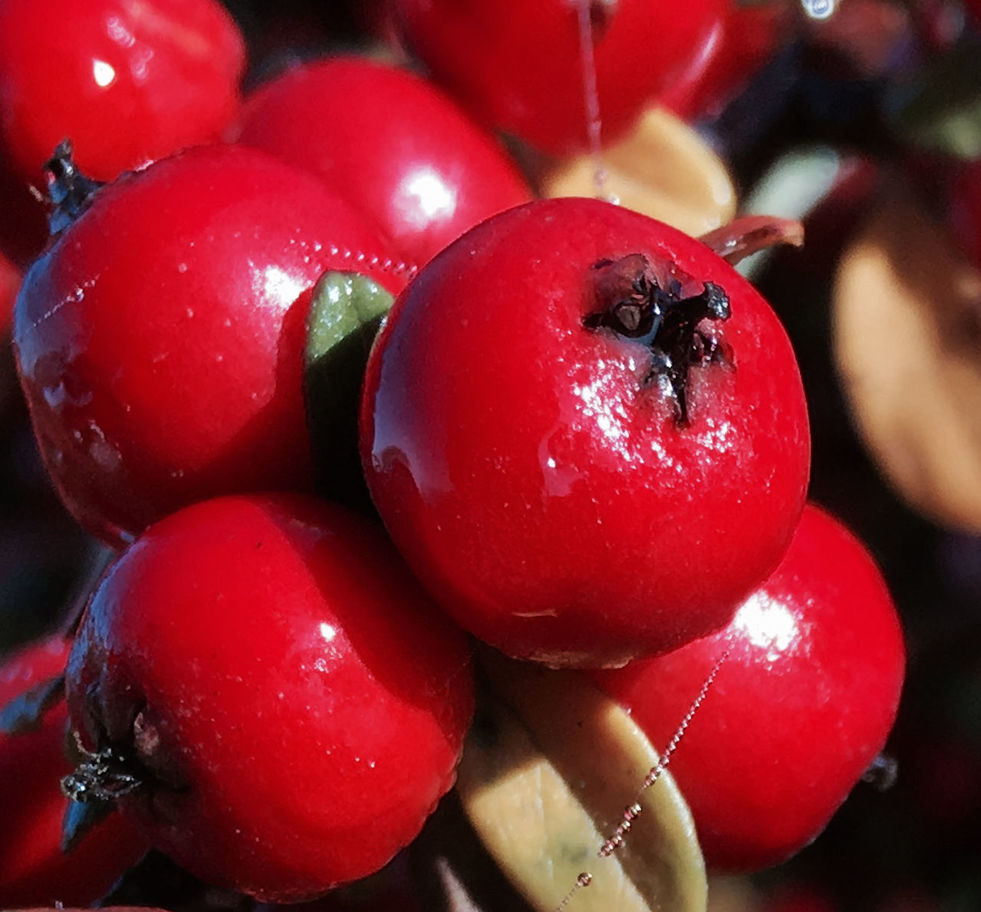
[62,731,146,804]
[45,139,105,235]
[59,728,150,850]
[60,705,181,817]
[584,253,732,426]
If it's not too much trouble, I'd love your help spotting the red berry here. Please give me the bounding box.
[232,56,532,268]
[14,143,405,545]
[592,504,906,871]
[661,2,792,121]
[0,636,148,906]
[388,0,726,155]
[360,197,810,668]
[64,493,475,902]
[0,0,245,184]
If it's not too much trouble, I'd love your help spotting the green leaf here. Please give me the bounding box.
[303,271,395,512]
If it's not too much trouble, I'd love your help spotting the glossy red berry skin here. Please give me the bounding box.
[0,0,245,185]
[593,504,906,871]
[360,197,810,668]
[389,0,725,155]
[65,493,475,902]
[232,56,532,269]
[661,1,791,121]
[0,636,148,906]
[14,144,405,546]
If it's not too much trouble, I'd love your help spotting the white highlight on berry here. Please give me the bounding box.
[398,168,457,225]
[259,264,308,306]
[734,590,798,661]
[92,59,117,88]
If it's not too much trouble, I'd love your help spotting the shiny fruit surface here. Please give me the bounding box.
[661,1,792,121]
[65,493,475,902]
[593,504,906,871]
[232,56,532,269]
[389,0,725,155]
[360,197,810,668]
[0,0,245,184]
[14,144,404,546]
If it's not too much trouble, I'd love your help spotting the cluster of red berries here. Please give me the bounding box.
[0,0,906,908]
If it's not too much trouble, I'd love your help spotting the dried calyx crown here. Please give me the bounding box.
[44,139,105,235]
[584,253,732,426]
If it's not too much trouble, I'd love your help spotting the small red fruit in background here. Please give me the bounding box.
[14,143,405,546]
[360,197,810,668]
[388,0,726,155]
[0,0,245,185]
[0,636,147,906]
[232,56,532,269]
[63,493,475,902]
[661,0,794,122]
[592,504,906,871]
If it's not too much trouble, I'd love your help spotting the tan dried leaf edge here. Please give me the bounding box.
[456,649,707,912]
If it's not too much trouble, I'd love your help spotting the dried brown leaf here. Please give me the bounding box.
[457,651,706,912]
[539,107,737,237]
[833,194,981,531]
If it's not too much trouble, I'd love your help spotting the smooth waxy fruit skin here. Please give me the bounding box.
[661,2,791,121]
[360,197,810,668]
[389,0,725,156]
[0,636,148,906]
[232,55,532,269]
[14,144,404,546]
[593,504,906,871]
[65,493,475,902]
[0,0,245,184]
